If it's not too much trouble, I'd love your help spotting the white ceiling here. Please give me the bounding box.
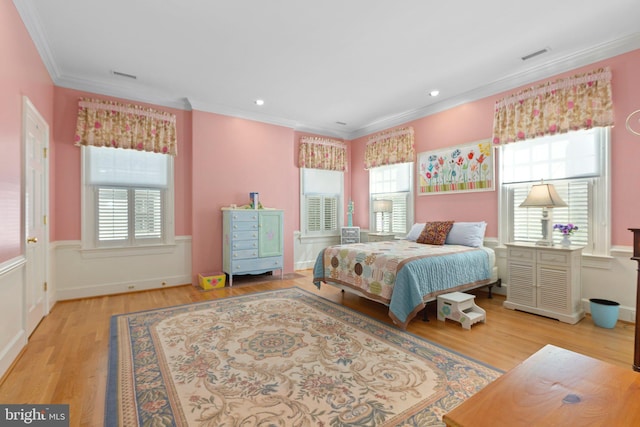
[15,0,640,139]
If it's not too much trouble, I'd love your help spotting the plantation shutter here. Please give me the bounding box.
[306,196,322,233]
[373,193,408,233]
[369,162,413,234]
[134,189,163,240]
[98,188,129,242]
[305,195,338,233]
[323,197,338,232]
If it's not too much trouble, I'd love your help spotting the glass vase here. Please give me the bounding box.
[560,234,571,247]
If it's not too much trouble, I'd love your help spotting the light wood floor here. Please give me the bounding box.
[0,270,634,426]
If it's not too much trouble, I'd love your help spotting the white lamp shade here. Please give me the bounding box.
[372,199,393,213]
[519,183,567,208]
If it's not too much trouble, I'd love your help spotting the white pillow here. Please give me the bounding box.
[405,223,426,241]
[445,222,487,247]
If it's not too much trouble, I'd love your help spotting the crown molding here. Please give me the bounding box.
[347,32,640,140]
[14,0,640,142]
[13,0,61,81]
[54,76,193,111]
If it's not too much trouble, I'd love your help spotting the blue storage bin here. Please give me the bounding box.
[589,298,619,329]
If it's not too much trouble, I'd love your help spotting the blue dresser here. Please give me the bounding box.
[222,209,284,286]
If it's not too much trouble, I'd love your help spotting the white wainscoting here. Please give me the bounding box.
[53,236,192,300]
[293,231,340,271]
[0,257,27,379]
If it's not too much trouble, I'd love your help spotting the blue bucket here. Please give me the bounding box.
[589,298,619,328]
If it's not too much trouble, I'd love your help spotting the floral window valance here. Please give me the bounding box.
[74,98,178,156]
[364,126,415,169]
[492,67,613,145]
[298,136,347,171]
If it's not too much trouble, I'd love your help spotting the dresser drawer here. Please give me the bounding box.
[230,211,259,222]
[231,221,258,231]
[232,249,259,259]
[232,231,259,240]
[232,256,283,272]
[232,240,258,250]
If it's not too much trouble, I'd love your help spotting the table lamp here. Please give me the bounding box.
[519,181,567,246]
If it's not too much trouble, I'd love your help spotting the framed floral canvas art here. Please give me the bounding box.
[417,140,494,195]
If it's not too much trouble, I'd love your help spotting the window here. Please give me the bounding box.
[499,128,610,255]
[300,168,343,236]
[82,146,174,248]
[369,162,414,235]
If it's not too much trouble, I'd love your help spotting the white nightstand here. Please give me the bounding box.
[504,242,583,324]
[340,227,360,244]
[367,232,395,242]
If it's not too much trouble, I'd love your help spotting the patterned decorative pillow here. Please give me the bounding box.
[416,221,455,245]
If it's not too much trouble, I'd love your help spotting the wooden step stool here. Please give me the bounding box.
[437,291,486,330]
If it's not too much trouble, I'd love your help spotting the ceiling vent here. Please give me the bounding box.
[521,48,550,61]
[111,70,137,79]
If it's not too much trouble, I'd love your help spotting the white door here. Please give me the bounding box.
[24,97,49,337]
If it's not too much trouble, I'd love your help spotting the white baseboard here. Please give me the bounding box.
[0,330,26,379]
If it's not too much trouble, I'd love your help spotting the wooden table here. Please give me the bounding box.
[443,344,640,427]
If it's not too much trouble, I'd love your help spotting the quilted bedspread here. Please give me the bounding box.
[313,240,491,328]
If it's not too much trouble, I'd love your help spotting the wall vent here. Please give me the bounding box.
[521,48,550,61]
[111,70,137,79]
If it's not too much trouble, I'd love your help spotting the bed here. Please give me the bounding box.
[312,221,501,329]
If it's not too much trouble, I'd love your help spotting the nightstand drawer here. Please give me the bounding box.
[508,247,534,262]
[538,250,569,265]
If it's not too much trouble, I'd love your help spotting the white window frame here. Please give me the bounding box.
[300,168,344,237]
[81,146,175,253]
[498,127,611,256]
[369,162,414,236]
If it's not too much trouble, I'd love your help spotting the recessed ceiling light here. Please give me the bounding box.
[429,90,440,97]
[255,99,265,106]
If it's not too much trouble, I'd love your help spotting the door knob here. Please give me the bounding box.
[27,237,38,243]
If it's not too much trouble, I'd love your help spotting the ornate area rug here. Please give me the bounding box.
[106,287,501,426]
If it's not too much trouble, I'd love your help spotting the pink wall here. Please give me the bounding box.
[0,0,54,263]
[350,48,640,246]
[51,88,193,241]
[191,111,298,283]
[7,0,640,282]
